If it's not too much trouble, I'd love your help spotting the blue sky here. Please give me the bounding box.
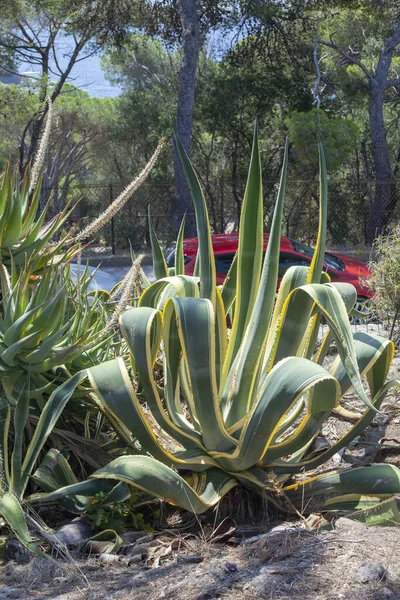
[20,37,122,98]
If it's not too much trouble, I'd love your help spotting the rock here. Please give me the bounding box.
[54,516,91,547]
[177,554,203,564]
[246,573,278,595]
[86,540,115,555]
[224,562,238,573]
[0,588,18,599]
[334,517,366,533]
[99,553,120,565]
[4,539,30,564]
[122,532,154,544]
[354,560,387,584]
[125,544,151,557]
[127,554,146,564]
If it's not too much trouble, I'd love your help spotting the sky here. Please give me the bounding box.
[20,37,122,98]
[19,28,234,99]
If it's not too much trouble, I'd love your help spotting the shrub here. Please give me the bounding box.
[367,225,400,341]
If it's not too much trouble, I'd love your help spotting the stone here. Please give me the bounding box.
[0,588,18,599]
[354,560,387,584]
[122,531,153,544]
[99,553,120,565]
[4,539,30,564]
[54,516,91,547]
[334,517,366,533]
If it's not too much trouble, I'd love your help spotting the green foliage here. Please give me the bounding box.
[86,489,153,533]
[287,109,359,171]
[368,225,400,341]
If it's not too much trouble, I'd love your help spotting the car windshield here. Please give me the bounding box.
[166,248,191,267]
[289,240,345,272]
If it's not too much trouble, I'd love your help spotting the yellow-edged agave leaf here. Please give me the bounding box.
[175,135,216,306]
[35,458,237,515]
[87,357,220,471]
[166,297,236,453]
[268,283,375,411]
[220,252,237,315]
[221,124,264,377]
[148,206,168,280]
[306,141,328,285]
[139,275,199,310]
[284,464,400,500]
[220,137,289,427]
[212,357,339,472]
[119,307,204,448]
[89,456,237,514]
[175,214,186,276]
[325,496,400,527]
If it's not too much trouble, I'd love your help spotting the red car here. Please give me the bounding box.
[168,234,372,305]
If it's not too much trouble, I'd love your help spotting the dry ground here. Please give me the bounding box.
[1,344,400,600]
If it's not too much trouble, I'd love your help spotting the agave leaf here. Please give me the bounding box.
[175,214,186,276]
[220,252,237,315]
[175,135,216,306]
[20,370,88,496]
[170,297,236,453]
[213,357,339,472]
[119,307,203,448]
[87,357,218,470]
[0,397,10,484]
[222,123,264,376]
[269,283,375,411]
[148,206,168,280]
[90,456,237,514]
[221,137,289,425]
[306,142,328,285]
[87,529,123,554]
[284,463,400,500]
[162,297,200,430]
[0,493,46,556]
[10,372,31,496]
[31,479,123,510]
[139,275,199,310]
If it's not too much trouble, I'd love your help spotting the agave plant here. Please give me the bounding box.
[0,261,118,406]
[28,128,400,520]
[0,163,79,270]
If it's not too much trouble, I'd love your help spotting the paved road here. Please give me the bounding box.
[95,264,155,290]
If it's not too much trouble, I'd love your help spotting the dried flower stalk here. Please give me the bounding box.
[29,96,52,195]
[80,254,146,353]
[75,139,165,243]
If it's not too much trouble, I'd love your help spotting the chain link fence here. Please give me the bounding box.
[43,177,399,255]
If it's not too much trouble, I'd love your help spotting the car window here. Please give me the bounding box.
[279,252,310,278]
[289,239,345,272]
[166,249,192,267]
[215,253,235,275]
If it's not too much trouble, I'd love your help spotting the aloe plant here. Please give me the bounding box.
[0,163,79,270]
[31,128,400,518]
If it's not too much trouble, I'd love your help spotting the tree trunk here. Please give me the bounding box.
[366,84,393,242]
[172,0,201,238]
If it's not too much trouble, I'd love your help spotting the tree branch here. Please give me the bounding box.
[386,78,400,87]
[314,38,374,83]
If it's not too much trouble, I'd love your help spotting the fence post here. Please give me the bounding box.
[109,183,116,255]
